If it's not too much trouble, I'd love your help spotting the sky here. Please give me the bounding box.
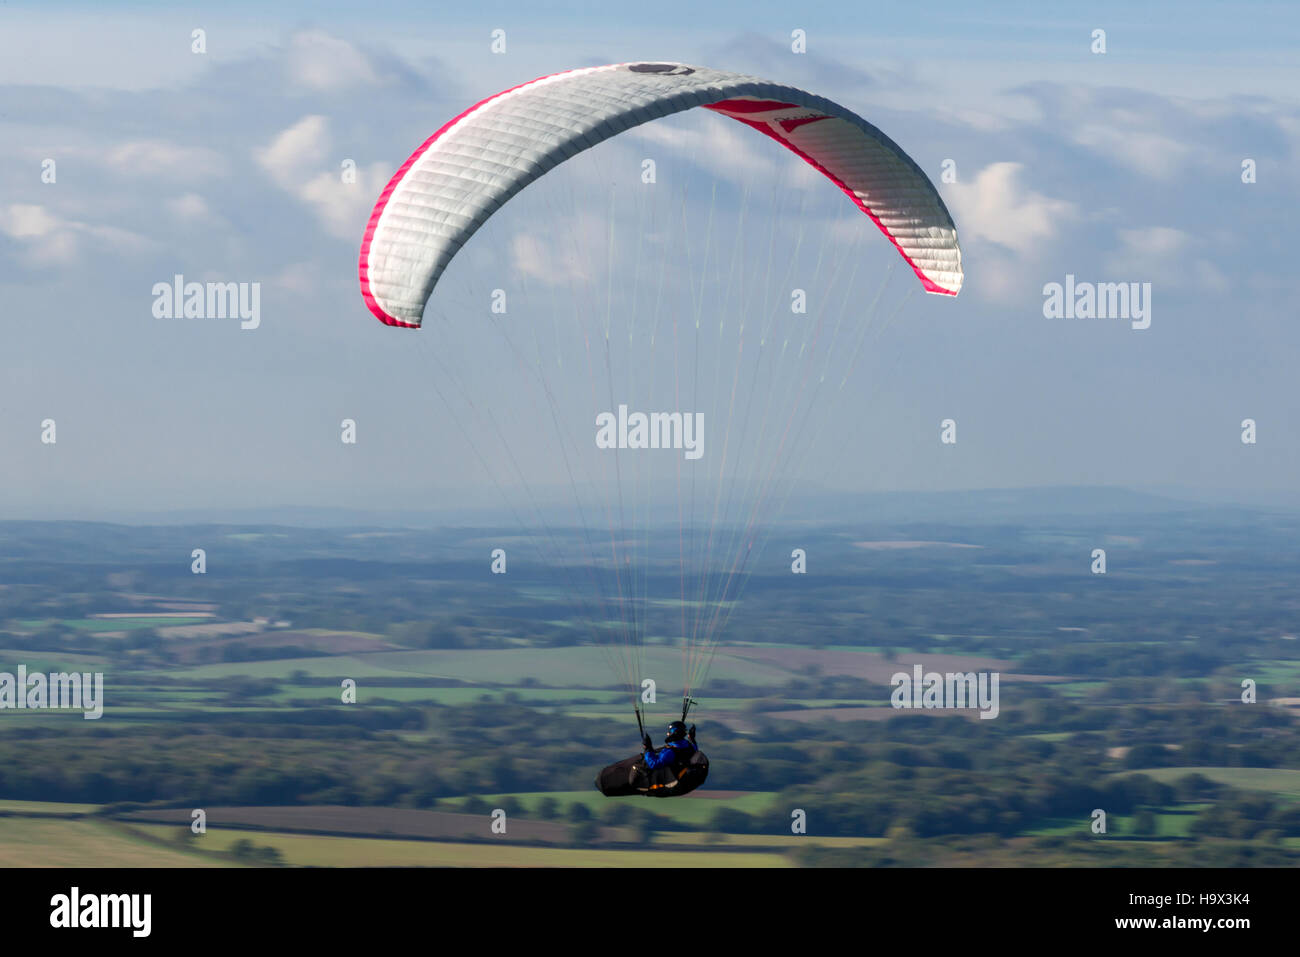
[1,1,1297,520]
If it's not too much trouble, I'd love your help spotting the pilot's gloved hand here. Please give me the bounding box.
[643,734,653,751]
[688,724,696,742]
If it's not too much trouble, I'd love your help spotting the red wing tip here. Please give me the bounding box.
[379,314,422,329]
[362,294,422,328]
[919,274,961,297]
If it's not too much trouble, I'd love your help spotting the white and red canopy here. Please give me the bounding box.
[360,62,963,328]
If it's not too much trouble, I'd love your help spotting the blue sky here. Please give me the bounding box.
[1,1,1297,518]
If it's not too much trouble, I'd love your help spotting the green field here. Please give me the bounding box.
[0,652,109,671]
[154,646,795,687]
[18,617,208,632]
[440,790,780,826]
[1023,806,1207,839]
[1049,681,1108,698]
[0,800,840,866]
[0,800,100,815]
[665,832,888,849]
[129,824,789,867]
[267,685,627,706]
[0,817,239,867]
[1123,767,1300,800]
[1245,661,1300,692]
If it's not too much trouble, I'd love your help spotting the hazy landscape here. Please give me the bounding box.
[3,487,1297,867]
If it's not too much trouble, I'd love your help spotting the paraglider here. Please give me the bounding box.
[359,62,963,798]
[595,717,709,798]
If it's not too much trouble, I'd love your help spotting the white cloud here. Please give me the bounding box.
[968,248,1027,304]
[1106,226,1227,291]
[511,233,588,286]
[103,140,228,179]
[296,167,391,237]
[286,31,381,93]
[932,107,1012,134]
[1099,226,1226,292]
[1116,226,1189,260]
[166,193,210,220]
[255,116,390,237]
[0,203,151,265]
[1,203,62,240]
[945,162,1076,257]
[629,118,821,191]
[1072,124,1192,180]
[256,115,332,187]
[510,212,607,286]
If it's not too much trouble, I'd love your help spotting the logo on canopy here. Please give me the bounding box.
[627,63,695,75]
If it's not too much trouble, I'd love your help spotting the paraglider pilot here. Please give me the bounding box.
[595,713,707,797]
[642,720,697,772]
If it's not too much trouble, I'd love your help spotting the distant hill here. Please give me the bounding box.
[21,484,1292,528]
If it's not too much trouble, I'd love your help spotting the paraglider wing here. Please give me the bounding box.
[359,61,962,328]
